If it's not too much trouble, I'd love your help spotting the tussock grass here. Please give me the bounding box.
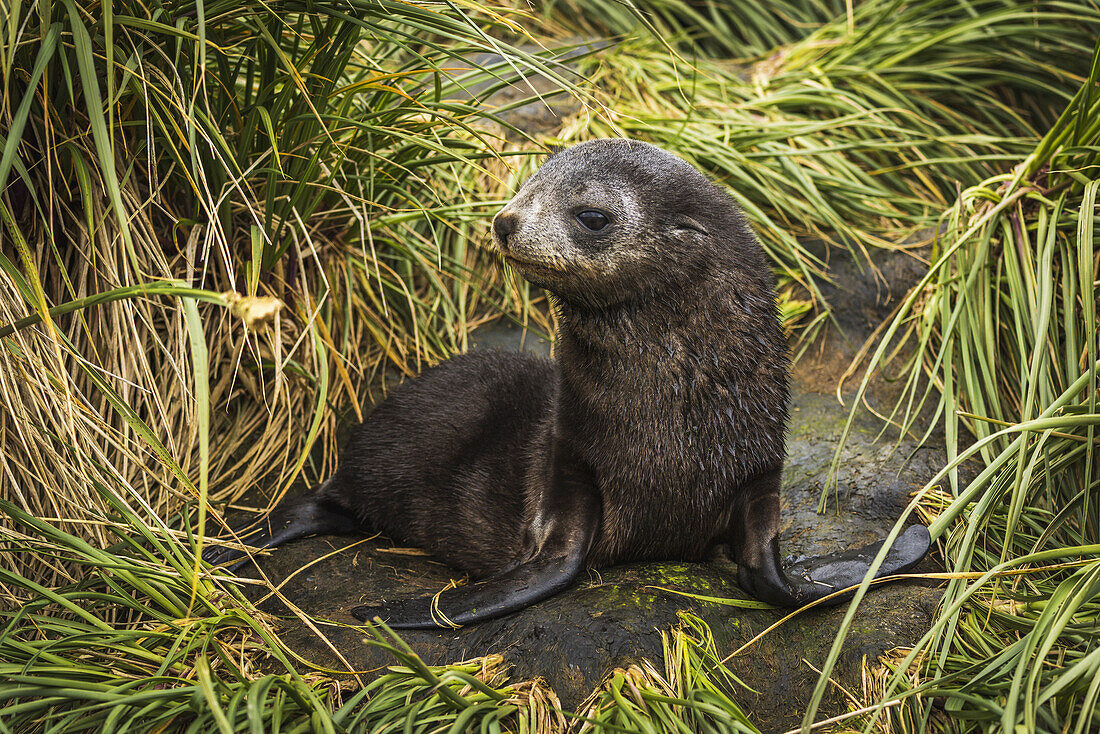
[0,0,576,728]
[3,0,1100,730]
[534,0,848,57]
[0,0,566,588]
[0,488,565,731]
[814,38,1100,734]
[574,614,760,734]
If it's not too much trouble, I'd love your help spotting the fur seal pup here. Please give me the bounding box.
[204,139,931,628]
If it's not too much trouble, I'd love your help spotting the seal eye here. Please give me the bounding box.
[576,210,610,232]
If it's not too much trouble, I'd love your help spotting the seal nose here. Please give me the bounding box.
[493,211,516,249]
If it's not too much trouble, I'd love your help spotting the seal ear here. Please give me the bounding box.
[667,214,708,236]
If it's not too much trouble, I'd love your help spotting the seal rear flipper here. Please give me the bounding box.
[350,549,588,629]
[203,482,356,571]
[785,524,931,606]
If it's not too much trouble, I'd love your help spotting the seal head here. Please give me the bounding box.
[492,139,747,309]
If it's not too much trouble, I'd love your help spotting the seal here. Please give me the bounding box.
[204,139,931,628]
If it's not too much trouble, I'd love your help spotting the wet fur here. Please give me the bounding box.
[319,352,551,576]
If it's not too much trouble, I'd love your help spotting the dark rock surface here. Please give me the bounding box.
[452,41,600,138]
[226,245,947,733]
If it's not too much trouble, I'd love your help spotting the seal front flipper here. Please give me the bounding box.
[737,523,931,608]
[728,468,931,607]
[353,452,600,629]
[785,524,931,606]
[350,548,591,629]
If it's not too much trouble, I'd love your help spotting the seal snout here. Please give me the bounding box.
[492,210,517,250]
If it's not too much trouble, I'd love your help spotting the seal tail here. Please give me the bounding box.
[202,479,356,571]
